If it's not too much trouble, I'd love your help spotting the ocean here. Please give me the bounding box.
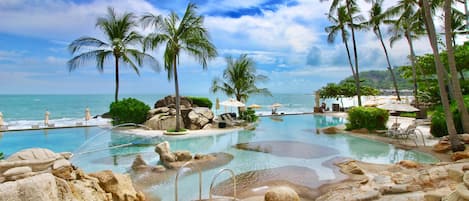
[0,93,322,129]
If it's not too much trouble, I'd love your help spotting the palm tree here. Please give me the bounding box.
[211,54,271,113]
[326,6,357,89]
[385,0,425,106]
[420,0,465,151]
[366,0,401,101]
[443,0,469,133]
[68,7,158,102]
[142,3,217,132]
[326,0,365,106]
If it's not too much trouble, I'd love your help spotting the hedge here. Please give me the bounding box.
[346,107,389,131]
[430,95,469,137]
[109,98,150,125]
[188,96,213,108]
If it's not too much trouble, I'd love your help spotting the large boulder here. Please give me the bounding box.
[154,95,192,109]
[184,107,214,130]
[433,141,451,153]
[264,186,300,201]
[145,114,184,130]
[0,173,61,201]
[89,170,143,201]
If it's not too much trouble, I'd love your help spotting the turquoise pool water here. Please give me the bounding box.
[0,114,437,200]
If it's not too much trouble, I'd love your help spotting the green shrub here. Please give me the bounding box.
[239,108,258,123]
[109,98,150,125]
[188,96,213,108]
[0,152,3,160]
[345,107,389,131]
[430,96,469,137]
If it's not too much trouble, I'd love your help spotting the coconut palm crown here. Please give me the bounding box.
[68,7,159,102]
[142,3,217,132]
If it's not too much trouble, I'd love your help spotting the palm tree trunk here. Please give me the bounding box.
[405,32,419,107]
[346,1,362,106]
[377,27,401,101]
[343,32,356,82]
[173,55,181,132]
[114,56,119,102]
[422,0,464,151]
[444,0,469,133]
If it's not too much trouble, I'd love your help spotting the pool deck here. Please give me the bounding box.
[0,124,99,132]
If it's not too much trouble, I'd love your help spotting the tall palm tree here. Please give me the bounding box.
[421,0,464,151]
[367,0,401,101]
[325,0,364,106]
[326,6,357,88]
[68,7,158,102]
[385,0,425,106]
[443,0,469,133]
[211,54,272,113]
[142,3,217,131]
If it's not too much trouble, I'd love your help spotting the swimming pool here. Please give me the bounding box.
[0,114,437,200]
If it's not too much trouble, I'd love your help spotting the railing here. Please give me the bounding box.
[175,161,202,201]
[209,168,237,200]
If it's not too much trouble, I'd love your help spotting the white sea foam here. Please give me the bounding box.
[4,117,111,130]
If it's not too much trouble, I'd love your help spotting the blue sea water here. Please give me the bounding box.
[0,93,319,128]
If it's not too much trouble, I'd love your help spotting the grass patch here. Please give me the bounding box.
[400,112,416,118]
[166,128,187,132]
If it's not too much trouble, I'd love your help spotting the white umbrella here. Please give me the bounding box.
[44,110,50,126]
[377,103,419,112]
[220,99,245,107]
[271,103,282,108]
[248,104,262,109]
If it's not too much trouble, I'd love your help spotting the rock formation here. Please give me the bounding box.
[0,148,144,201]
[264,186,300,201]
[145,96,215,130]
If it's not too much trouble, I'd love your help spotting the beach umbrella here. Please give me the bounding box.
[271,103,282,108]
[0,112,4,127]
[220,98,245,107]
[378,103,419,123]
[220,98,245,113]
[85,107,91,124]
[377,103,419,112]
[44,110,50,126]
[248,104,262,109]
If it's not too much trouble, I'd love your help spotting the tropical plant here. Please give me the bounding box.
[326,5,365,106]
[142,3,217,132]
[384,0,425,106]
[318,81,379,108]
[431,95,469,137]
[68,7,158,102]
[211,54,272,113]
[420,0,464,151]
[366,0,401,100]
[188,96,213,108]
[239,108,258,123]
[346,107,389,131]
[109,98,150,125]
[442,0,469,133]
[0,152,3,160]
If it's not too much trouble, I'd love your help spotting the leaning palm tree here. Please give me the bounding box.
[420,0,465,151]
[211,54,271,114]
[366,0,401,101]
[324,0,364,106]
[68,7,158,102]
[385,0,425,106]
[443,0,469,133]
[326,6,357,88]
[142,3,217,132]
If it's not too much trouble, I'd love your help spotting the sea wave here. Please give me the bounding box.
[3,117,111,130]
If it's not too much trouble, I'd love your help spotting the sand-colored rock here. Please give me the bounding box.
[351,128,370,134]
[448,167,464,182]
[0,173,60,201]
[399,160,421,169]
[322,126,341,134]
[337,160,364,175]
[3,166,32,177]
[89,170,144,201]
[460,134,469,144]
[433,142,451,153]
[452,151,469,161]
[131,154,148,170]
[173,151,192,161]
[264,186,300,201]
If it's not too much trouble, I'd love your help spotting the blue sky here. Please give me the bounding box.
[0,0,451,94]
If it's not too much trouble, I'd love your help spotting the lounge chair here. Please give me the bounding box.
[217,113,245,127]
[388,123,425,146]
[386,123,401,137]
